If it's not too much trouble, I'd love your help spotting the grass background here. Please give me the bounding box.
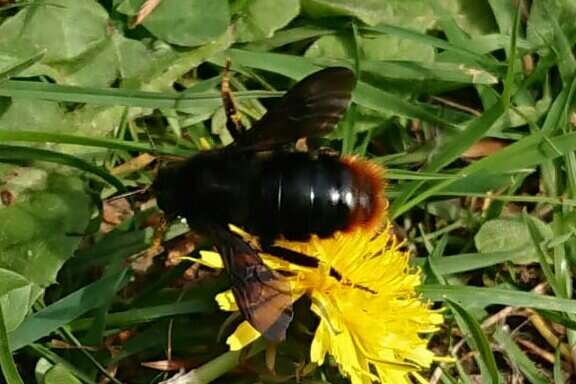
[0,0,575,383]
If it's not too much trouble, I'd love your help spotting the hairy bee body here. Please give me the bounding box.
[154,151,384,242]
[149,66,385,342]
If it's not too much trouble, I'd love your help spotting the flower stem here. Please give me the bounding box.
[0,304,24,384]
[161,339,266,384]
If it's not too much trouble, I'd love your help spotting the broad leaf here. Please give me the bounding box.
[475,217,553,264]
[0,0,109,63]
[235,0,300,43]
[118,0,230,47]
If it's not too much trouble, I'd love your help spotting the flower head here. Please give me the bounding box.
[207,225,443,383]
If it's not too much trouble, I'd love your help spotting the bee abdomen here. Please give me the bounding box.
[252,153,385,241]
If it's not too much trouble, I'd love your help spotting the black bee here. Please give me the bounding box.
[152,63,385,342]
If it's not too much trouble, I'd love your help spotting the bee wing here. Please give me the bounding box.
[211,226,294,342]
[233,67,355,150]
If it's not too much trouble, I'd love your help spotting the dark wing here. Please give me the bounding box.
[233,67,355,150]
[210,226,294,342]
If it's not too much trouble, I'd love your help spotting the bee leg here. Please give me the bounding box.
[150,213,168,254]
[165,231,198,268]
[221,58,246,142]
[317,146,340,158]
[260,244,320,269]
[132,213,168,272]
[265,342,278,375]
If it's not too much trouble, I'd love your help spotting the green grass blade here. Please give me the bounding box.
[362,60,498,84]
[427,234,448,284]
[447,299,501,384]
[220,49,457,130]
[391,102,505,216]
[244,26,334,51]
[524,212,561,296]
[554,348,565,383]
[392,11,520,217]
[69,299,216,332]
[421,285,576,313]
[392,131,576,218]
[0,130,190,157]
[385,169,458,181]
[494,327,549,384]
[0,51,44,83]
[361,24,503,72]
[29,344,96,384]
[340,22,361,155]
[0,144,126,192]
[8,270,130,351]
[354,82,456,130]
[436,192,576,207]
[542,76,576,134]
[428,247,530,275]
[542,5,576,83]
[0,80,280,109]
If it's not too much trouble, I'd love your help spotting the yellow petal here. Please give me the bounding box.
[198,250,224,269]
[199,137,212,150]
[215,290,238,311]
[226,321,261,351]
[310,322,329,365]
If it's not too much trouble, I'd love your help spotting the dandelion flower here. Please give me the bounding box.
[206,225,443,383]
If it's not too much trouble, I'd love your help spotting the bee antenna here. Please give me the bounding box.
[106,187,151,202]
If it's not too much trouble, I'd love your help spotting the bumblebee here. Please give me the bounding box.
[153,63,385,341]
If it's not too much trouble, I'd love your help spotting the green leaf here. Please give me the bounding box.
[1,284,37,332]
[302,0,434,29]
[0,99,128,158]
[303,0,496,34]
[0,171,92,287]
[446,0,496,36]
[475,217,553,264]
[0,98,69,136]
[235,0,300,43]
[43,364,81,384]
[0,271,35,335]
[0,269,29,297]
[0,0,109,63]
[0,51,44,82]
[244,25,334,51]
[119,0,230,47]
[0,304,24,384]
[46,31,154,87]
[141,27,235,91]
[305,34,435,63]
